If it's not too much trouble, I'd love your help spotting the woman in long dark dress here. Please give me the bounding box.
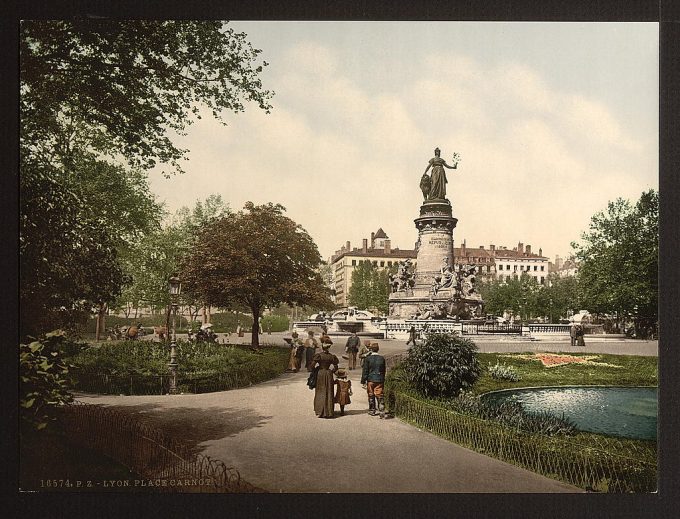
[312,342,339,418]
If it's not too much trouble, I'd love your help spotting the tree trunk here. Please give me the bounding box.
[251,305,260,348]
[95,302,106,341]
[202,306,207,324]
[207,305,211,324]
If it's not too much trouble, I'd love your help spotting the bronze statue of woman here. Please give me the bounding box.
[423,148,458,200]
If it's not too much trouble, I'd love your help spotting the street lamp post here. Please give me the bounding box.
[167,275,182,395]
[549,298,553,324]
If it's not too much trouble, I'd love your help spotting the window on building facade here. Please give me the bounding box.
[380,261,385,267]
[352,260,356,266]
[534,265,537,271]
[540,276,545,284]
[388,261,392,266]
[541,266,545,271]
[373,261,377,266]
[514,265,517,271]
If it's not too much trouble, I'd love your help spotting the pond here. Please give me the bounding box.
[482,386,657,440]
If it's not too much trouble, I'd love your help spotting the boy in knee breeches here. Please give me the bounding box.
[361,343,386,418]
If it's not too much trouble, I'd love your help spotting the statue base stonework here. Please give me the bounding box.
[389,199,459,320]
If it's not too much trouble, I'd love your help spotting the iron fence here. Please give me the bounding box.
[384,389,656,493]
[59,401,264,493]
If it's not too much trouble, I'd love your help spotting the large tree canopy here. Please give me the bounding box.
[572,189,658,320]
[21,20,273,174]
[20,21,272,337]
[180,202,333,347]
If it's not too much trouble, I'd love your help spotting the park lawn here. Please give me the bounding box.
[474,352,658,395]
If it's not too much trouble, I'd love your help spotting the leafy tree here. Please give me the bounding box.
[21,20,273,175]
[536,275,580,322]
[348,261,393,314]
[402,333,481,398]
[20,21,271,337]
[478,273,540,320]
[20,159,130,337]
[572,190,658,323]
[348,260,374,310]
[180,202,333,347]
[20,331,74,431]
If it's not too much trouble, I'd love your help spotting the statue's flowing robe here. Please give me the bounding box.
[427,157,447,200]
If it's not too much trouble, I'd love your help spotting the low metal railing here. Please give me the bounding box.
[59,401,264,493]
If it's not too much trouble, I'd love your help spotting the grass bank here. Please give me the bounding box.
[473,352,657,394]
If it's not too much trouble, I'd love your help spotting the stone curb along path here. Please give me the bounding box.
[75,346,582,493]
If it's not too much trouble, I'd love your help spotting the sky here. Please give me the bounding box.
[148,21,658,263]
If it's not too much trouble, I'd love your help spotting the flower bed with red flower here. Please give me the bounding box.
[504,353,621,368]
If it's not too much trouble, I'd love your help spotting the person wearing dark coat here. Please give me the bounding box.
[344,332,360,370]
[361,343,386,418]
[312,343,339,418]
[406,326,417,347]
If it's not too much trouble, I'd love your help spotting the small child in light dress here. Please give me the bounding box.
[334,369,352,416]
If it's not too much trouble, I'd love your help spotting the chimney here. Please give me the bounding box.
[371,232,375,248]
[362,239,368,253]
[490,244,495,251]
[539,248,543,257]
[461,240,466,255]
[518,242,524,254]
[526,245,531,254]
[479,245,484,249]
[346,241,350,251]
[384,239,391,254]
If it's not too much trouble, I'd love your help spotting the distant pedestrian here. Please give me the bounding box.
[361,343,386,418]
[286,331,302,372]
[358,340,371,367]
[294,335,306,371]
[570,323,577,347]
[334,369,352,416]
[305,331,320,371]
[344,332,360,370]
[576,324,586,346]
[312,342,339,418]
[406,325,417,347]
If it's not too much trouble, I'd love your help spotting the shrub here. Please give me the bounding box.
[402,333,481,398]
[488,361,521,382]
[20,330,74,430]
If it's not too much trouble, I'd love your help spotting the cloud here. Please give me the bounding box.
[148,37,656,264]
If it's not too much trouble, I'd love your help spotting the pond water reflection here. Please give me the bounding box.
[482,386,657,440]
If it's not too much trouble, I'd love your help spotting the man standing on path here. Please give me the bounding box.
[361,343,386,418]
[406,325,417,347]
[345,332,360,370]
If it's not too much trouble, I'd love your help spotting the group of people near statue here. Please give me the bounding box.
[285,330,387,419]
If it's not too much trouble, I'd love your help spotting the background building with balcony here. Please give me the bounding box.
[492,241,549,285]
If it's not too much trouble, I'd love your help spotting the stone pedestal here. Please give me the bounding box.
[388,198,458,319]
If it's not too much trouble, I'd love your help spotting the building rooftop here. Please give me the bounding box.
[332,248,416,262]
[373,228,388,239]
